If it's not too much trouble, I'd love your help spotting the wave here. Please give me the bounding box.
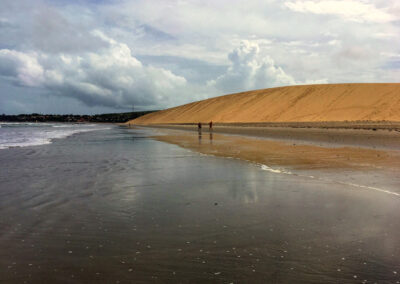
[338,182,400,197]
[52,125,74,128]
[0,137,53,149]
[260,164,400,197]
[0,125,111,150]
[0,122,54,128]
[52,124,97,128]
[0,122,100,128]
[260,165,292,175]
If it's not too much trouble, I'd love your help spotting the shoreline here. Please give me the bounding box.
[150,129,400,170]
[148,127,400,198]
[131,123,400,151]
[131,121,400,130]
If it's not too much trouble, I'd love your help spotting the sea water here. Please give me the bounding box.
[0,122,111,149]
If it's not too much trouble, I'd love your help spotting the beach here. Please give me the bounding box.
[149,124,400,194]
[144,122,400,150]
[2,0,400,281]
[1,124,399,283]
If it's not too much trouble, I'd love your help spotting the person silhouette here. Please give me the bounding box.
[197,122,202,143]
[209,121,213,132]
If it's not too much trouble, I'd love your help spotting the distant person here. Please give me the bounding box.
[197,122,202,143]
[209,121,213,132]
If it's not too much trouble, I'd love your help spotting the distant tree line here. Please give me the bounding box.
[0,111,156,123]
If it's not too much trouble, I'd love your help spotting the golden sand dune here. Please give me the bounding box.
[129,83,400,124]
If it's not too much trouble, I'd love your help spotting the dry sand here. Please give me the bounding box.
[129,83,400,124]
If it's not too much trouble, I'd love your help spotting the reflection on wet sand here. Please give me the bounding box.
[0,127,399,283]
[154,129,400,173]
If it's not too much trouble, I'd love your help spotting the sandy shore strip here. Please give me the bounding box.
[145,126,400,196]
[150,129,400,170]
[139,123,400,151]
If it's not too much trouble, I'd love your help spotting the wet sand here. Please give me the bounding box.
[151,127,400,193]
[1,126,400,283]
[153,130,400,170]
[144,123,400,150]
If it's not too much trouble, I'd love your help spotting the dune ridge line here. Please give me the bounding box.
[129,83,400,124]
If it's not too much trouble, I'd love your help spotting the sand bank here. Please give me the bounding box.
[130,83,400,124]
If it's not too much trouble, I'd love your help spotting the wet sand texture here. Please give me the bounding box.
[1,127,400,283]
[153,131,400,171]
[128,83,400,124]
[146,124,400,150]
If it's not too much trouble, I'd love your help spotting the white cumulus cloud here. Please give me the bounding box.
[284,0,396,23]
[0,33,189,109]
[208,40,296,93]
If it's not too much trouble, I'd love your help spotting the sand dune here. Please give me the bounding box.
[129,83,400,124]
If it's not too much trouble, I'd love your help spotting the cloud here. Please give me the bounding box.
[31,6,110,54]
[0,50,44,86]
[208,41,330,93]
[284,1,396,23]
[208,41,296,93]
[0,32,189,109]
[0,0,399,114]
[336,46,370,60]
[0,37,328,110]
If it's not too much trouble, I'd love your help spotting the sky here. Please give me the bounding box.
[0,0,399,114]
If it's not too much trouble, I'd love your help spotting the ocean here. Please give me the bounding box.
[0,122,111,149]
[0,124,399,283]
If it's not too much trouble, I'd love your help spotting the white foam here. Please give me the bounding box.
[261,165,292,175]
[0,137,52,149]
[259,163,400,197]
[0,124,111,150]
[0,122,53,127]
[52,125,72,128]
[339,182,400,197]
